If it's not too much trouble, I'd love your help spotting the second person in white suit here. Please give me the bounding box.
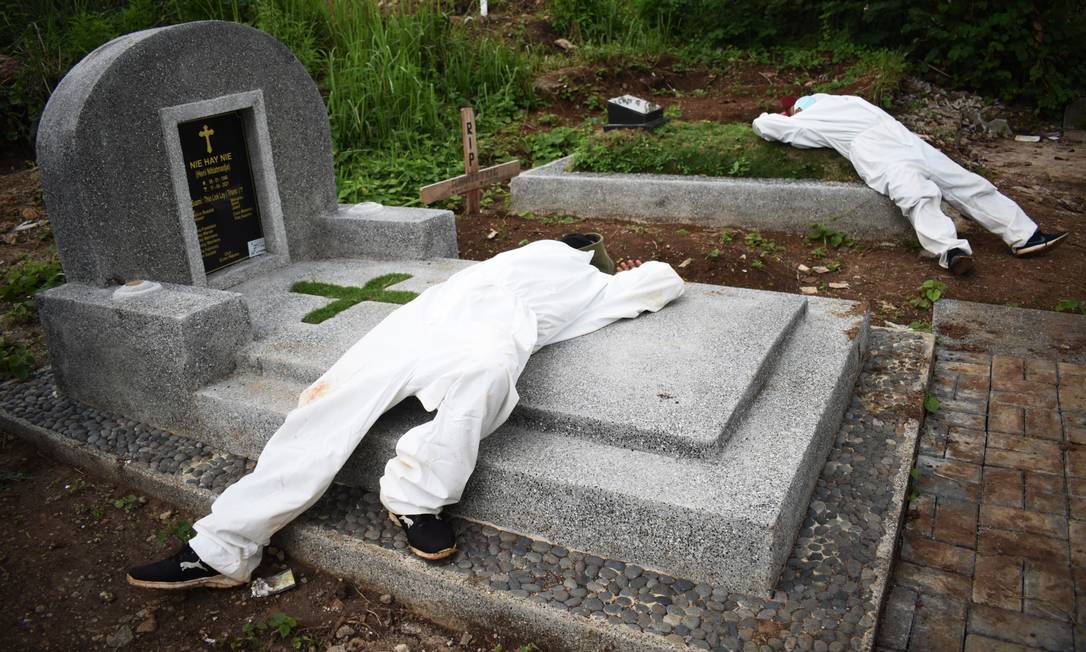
[753,94,1068,275]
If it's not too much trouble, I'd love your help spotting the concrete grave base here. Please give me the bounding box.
[511,156,912,239]
[131,257,871,595]
[37,281,251,432]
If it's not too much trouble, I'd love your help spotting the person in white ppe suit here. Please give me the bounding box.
[752,94,1069,275]
[126,235,685,589]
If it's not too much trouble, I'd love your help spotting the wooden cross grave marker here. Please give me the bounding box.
[419,107,520,215]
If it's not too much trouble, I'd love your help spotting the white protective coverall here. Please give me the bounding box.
[751,94,1037,267]
[188,241,685,581]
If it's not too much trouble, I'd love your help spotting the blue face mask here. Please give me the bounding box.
[794,96,817,111]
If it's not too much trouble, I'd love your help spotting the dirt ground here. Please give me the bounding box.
[459,134,1085,328]
[0,432,533,652]
[1,4,1084,650]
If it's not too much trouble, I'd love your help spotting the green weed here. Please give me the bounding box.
[908,320,931,333]
[719,230,735,243]
[157,519,195,545]
[63,478,88,496]
[113,494,140,513]
[539,214,581,225]
[807,223,856,249]
[744,231,779,255]
[1055,299,1086,315]
[232,612,312,650]
[923,394,941,413]
[910,280,947,309]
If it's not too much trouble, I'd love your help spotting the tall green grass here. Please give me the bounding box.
[1,0,536,204]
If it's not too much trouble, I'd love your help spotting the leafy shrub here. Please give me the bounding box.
[570,120,859,181]
[0,337,35,380]
[635,0,818,47]
[1,257,63,323]
[529,127,587,165]
[824,1,1086,111]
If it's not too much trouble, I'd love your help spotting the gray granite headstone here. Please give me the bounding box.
[36,20,337,288]
[1064,97,1086,131]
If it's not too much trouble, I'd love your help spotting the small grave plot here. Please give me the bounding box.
[571,120,860,182]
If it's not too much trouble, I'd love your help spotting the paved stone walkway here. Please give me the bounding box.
[878,338,1085,650]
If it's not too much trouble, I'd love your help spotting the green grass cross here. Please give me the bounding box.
[290,273,419,324]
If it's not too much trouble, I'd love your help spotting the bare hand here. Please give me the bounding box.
[617,258,643,272]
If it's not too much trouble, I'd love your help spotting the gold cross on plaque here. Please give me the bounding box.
[198,124,215,154]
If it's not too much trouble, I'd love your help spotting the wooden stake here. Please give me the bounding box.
[460,107,481,215]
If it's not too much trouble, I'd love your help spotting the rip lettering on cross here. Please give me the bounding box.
[290,273,419,324]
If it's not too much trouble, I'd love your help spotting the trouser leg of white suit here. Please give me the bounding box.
[920,142,1037,248]
[380,349,519,516]
[188,361,416,581]
[883,165,971,268]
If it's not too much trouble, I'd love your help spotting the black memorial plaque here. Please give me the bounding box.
[179,112,265,274]
[604,94,666,131]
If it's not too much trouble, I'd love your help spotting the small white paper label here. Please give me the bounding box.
[248,238,267,257]
[609,95,660,115]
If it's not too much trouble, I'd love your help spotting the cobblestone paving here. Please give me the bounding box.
[877,344,1086,651]
[1,328,930,651]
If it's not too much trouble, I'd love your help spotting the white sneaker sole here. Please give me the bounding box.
[126,573,245,590]
[1014,232,1068,257]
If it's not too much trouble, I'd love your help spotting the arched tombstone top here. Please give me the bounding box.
[37,21,337,288]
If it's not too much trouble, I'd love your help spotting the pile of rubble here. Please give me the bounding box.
[890,77,1018,152]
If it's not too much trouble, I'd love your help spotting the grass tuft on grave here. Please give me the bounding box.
[290,273,418,324]
[569,121,861,182]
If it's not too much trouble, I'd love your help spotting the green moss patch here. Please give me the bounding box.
[290,273,418,324]
[570,121,860,182]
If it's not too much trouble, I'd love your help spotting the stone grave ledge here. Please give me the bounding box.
[510,156,911,240]
[317,203,458,261]
[222,258,819,457]
[0,327,934,651]
[188,272,871,593]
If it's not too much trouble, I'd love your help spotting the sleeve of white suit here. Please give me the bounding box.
[751,112,829,149]
[547,261,685,345]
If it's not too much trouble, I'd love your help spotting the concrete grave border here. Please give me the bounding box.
[511,156,913,239]
[0,326,934,651]
[159,90,290,289]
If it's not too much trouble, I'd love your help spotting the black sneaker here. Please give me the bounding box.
[389,512,457,560]
[1013,230,1069,257]
[946,248,975,276]
[126,544,243,590]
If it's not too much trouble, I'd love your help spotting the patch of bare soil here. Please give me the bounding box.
[457,193,1085,327]
[0,432,533,651]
